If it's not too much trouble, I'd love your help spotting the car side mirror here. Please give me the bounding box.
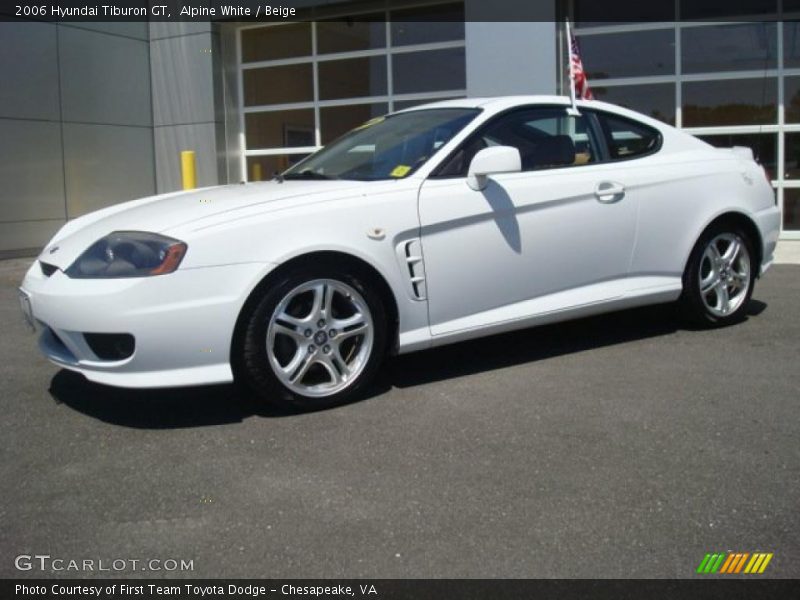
[466,146,522,191]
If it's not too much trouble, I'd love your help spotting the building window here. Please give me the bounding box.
[237,2,466,182]
[579,30,675,80]
[679,0,777,20]
[681,23,777,74]
[574,14,798,234]
[682,78,778,127]
[697,133,777,178]
[573,0,675,25]
[592,84,676,125]
[784,188,800,230]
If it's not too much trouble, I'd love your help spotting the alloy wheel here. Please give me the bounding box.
[266,279,374,397]
[698,233,751,318]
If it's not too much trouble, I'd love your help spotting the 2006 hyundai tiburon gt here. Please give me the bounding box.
[20,96,781,409]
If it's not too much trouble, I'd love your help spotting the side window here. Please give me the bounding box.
[595,112,661,160]
[435,107,601,177]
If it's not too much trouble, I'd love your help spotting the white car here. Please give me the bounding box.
[20,96,781,409]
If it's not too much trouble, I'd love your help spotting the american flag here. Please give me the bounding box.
[569,34,593,100]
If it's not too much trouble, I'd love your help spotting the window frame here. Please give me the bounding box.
[588,109,664,162]
[283,107,483,181]
[429,104,611,179]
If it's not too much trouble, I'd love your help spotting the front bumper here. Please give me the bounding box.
[20,260,274,388]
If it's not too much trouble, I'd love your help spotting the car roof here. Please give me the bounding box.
[394,95,673,133]
[393,96,566,112]
[402,96,570,109]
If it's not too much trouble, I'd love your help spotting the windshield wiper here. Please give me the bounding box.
[282,171,338,180]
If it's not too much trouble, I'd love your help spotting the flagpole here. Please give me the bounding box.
[565,17,580,116]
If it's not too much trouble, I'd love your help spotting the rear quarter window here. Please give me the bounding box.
[594,111,662,160]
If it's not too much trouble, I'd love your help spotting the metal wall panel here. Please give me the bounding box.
[150,21,211,40]
[150,24,224,194]
[0,220,65,254]
[63,123,155,218]
[58,25,152,126]
[154,123,223,192]
[151,31,219,126]
[0,22,60,121]
[465,20,557,97]
[0,119,65,223]
[61,22,149,41]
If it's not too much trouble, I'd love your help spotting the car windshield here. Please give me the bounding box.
[282,108,480,182]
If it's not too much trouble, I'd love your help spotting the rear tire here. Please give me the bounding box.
[679,224,756,327]
[236,266,387,411]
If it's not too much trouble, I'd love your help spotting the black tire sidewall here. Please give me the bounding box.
[681,225,756,326]
[238,266,388,410]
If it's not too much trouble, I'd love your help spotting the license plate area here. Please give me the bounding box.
[18,289,35,332]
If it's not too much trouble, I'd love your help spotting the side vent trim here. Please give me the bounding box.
[403,239,427,300]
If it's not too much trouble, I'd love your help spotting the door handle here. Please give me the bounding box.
[595,181,625,203]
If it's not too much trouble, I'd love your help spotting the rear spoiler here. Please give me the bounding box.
[720,146,755,161]
[720,145,773,184]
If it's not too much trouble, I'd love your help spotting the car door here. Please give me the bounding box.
[418,105,638,336]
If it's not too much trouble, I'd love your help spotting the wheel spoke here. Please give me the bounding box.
[273,321,305,341]
[715,282,730,312]
[331,346,351,378]
[323,285,335,320]
[332,313,367,336]
[722,238,741,266]
[709,242,723,263]
[277,311,306,328]
[288,353,315,384]
[337,324,368,341]
[279,348,305,377]
[319,355,343,385]
[700,270,720,294]
[310,283,327,321]
[729,266,748,291]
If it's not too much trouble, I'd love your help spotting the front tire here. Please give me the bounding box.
[680,225,756,326]
[237,267,387,411]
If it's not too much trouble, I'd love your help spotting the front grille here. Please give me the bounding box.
[83,333,135,361]
[39,261,58,277]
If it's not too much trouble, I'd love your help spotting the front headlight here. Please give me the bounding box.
[65,231,188,279]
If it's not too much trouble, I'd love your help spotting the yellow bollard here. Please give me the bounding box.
[252,162,263,182]
[181,150,197,190]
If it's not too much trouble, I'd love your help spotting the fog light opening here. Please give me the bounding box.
[83,333,135,361]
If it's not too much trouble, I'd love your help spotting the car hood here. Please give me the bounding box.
[39,180,375,269]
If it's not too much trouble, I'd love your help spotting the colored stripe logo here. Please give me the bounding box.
[696,552,773,574]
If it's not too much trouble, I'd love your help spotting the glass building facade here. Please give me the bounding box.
[2,0,799,254]
[573,0,800,235]
[237,2,466,181]
[238,0,800,236]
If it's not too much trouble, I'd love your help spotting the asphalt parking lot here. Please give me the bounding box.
[1,258,798,579]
